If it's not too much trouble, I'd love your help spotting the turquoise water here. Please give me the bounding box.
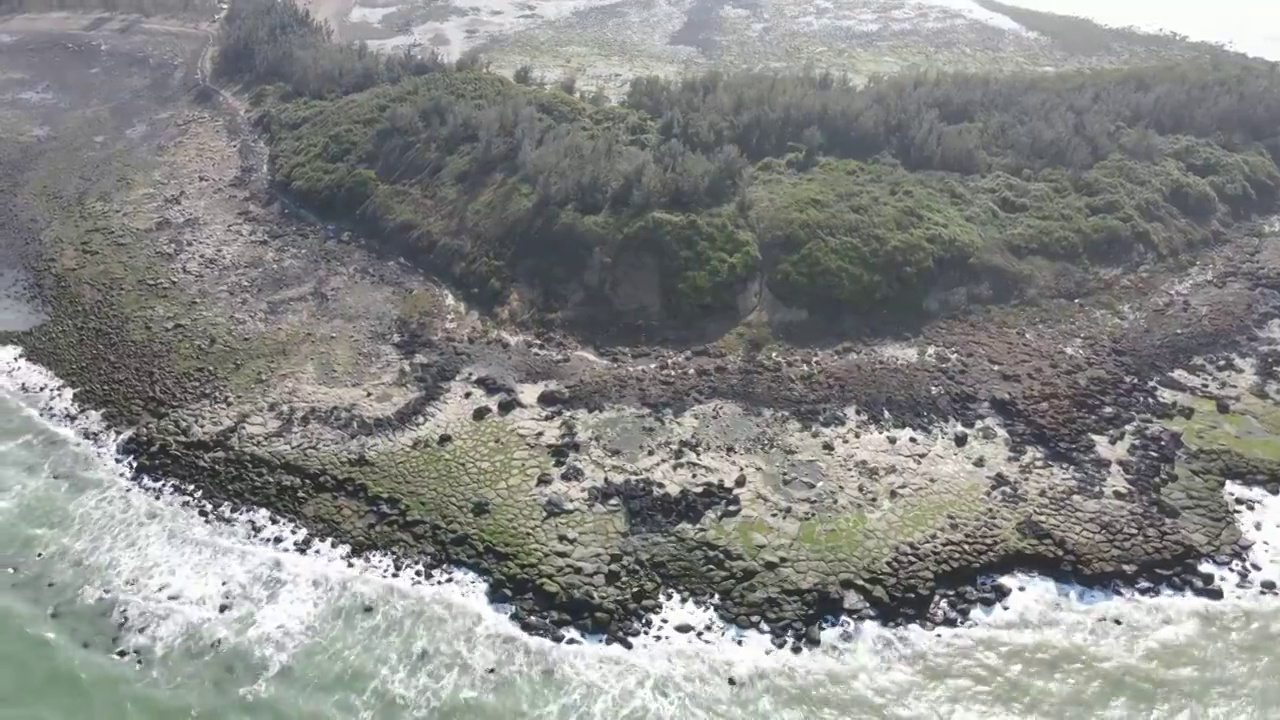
[5,341,1280,719]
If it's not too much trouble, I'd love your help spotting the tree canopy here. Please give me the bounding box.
[219,0,1280,324]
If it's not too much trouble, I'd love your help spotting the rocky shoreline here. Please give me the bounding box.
[4,14,1280,652]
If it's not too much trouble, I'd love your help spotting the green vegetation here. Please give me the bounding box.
[1169,395,1280,462]
[218,0,1280,323]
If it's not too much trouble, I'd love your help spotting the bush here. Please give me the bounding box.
[623,212,759,314]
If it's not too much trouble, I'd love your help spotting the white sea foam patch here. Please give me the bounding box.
[4,342,1280,718]
[347,4,401,25]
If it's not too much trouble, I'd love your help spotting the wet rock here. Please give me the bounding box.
[673,622,695,634]
[436,433,453,446]
[1262,579,1276,591]
[1196,585,1225,601]
[803,624,823,647]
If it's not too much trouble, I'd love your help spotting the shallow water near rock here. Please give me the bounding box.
[3,344,1280,718]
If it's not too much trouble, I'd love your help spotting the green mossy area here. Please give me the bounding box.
[218,0,1280,323]
[1170,395,1280,491]
[1173,395,1280,461]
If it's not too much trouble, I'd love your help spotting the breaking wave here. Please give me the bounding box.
[3,343,1280,719]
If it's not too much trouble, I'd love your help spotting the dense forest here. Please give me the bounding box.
[217,0,1280,324]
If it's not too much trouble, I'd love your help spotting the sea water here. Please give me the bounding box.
[5,340,1280,719]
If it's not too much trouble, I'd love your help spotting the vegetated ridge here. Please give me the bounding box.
[217,0,1280,334]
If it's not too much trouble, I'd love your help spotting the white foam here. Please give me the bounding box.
[4,342,1280,718]
[912,0,1029,31]
[347,4,400,25]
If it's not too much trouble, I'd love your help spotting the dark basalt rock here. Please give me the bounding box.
[586,478,739,534]
[471,405,493,421]
[474,375,515,396]
[537,387,572,407]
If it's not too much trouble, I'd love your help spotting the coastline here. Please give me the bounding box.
[3,9,1280,651]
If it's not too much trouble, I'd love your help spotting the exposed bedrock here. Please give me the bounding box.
[5,20,1280,648]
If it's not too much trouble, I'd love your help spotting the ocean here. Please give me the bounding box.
[6,342,1280,719]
